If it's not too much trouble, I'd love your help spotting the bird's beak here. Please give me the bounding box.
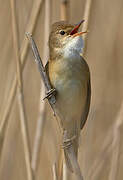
[70,20,88,37]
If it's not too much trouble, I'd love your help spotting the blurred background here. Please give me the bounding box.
[0,0,123,179]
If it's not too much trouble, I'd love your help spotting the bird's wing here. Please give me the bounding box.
[80,58,91,130]
[45,61,49,75]
[45,61,51,84]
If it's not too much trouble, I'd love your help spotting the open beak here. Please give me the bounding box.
[70,20,88,37]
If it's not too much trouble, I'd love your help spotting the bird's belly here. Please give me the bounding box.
[56,79,86,118]
[51,68,87,128]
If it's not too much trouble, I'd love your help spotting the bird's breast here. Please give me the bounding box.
[49,56,88,124]
[49,55,88,91]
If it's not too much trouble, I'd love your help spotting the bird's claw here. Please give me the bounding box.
[62,135,76,149]
[43,88,56,100]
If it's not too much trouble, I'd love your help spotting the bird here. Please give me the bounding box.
[45,20,91,173]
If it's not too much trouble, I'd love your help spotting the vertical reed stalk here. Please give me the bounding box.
[10,0,34,180]
[87,103,123,180]
[31,0,50,173]
[87,134,112,180]
[0,0,44,160]
[82,0,92,57]
[60,0,69,21]
[80,0,92,177]
[53,163,58,180]
[108,103,123,180]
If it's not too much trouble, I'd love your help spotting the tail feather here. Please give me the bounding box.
[64,150,74,172]
[64,139,79,173]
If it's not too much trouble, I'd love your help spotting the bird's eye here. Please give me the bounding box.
[59,30,65,35]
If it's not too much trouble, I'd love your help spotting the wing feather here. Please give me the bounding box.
[80,74,91,130]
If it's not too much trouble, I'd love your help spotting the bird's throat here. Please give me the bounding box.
[63,36,84,59]
[49,36,84,61]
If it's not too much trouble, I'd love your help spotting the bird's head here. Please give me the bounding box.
[49,20,87,60]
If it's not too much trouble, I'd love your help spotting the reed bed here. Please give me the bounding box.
[0,0,122,180]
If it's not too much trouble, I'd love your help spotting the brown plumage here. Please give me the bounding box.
[46,21,91,172]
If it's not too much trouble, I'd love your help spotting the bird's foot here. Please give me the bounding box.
[62,131,76,149]
[43,88,56,100]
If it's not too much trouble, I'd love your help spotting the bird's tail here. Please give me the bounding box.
[64,138,79,173]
